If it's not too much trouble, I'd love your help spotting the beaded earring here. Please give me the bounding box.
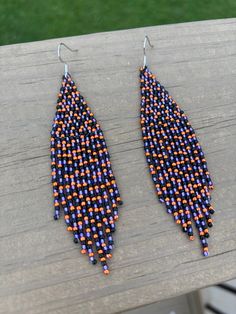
[140,36,214,256]
[50,43,122,274]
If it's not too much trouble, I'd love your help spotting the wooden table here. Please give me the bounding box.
[0,18,236,314]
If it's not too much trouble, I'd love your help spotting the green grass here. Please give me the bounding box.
[0,0,235,46]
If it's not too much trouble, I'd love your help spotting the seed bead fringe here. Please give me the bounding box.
[50,74,122,274]
[140,66,214,256]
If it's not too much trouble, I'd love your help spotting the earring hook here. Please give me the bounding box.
[143,35,154,67]
[57,43,78,75]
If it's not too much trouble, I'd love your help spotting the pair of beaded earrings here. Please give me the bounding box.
[50,36,214,275]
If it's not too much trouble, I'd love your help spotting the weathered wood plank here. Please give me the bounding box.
[0,18,236,314]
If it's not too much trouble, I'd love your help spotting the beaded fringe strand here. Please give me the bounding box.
[140,66,214,256]
[50,74,122,274]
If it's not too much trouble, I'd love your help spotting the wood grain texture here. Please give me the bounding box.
[0,18,236,314]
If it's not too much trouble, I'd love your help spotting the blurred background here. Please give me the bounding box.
[0,0,236,46]
[125,279,236,314]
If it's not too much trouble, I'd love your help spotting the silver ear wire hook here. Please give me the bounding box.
[57,43,78,75]
[143,35,154,67]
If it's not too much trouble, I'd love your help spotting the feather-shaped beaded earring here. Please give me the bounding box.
[140,36,214,256]
[50,43,122,274]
